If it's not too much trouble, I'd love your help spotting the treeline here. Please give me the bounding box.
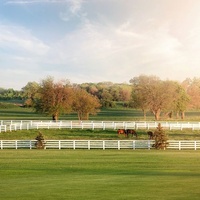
[0,88,22,100]
[1,75,200,120]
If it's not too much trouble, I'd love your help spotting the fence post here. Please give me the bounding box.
[70,121,73,129]
[194,141,197,150]
[59,121,62,129]
[114,122,116,130]
[148,140,151,150]
[133,140,135,150]
[88,140,90,150]
[124,122,127,130]
[15,140,18,150]
[0,140,2,149]
[73,140,76,150]
[118,141,120,150]
[179,141,181,150]
[30,140,32,149]
[59,140,61,150]
[103,123,105,130]
[103,141,105,150]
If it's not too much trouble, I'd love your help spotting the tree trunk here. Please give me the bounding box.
[52,113,58,122]
[154,109,161,120]
[181,111,185,119]
[142,109,146,120]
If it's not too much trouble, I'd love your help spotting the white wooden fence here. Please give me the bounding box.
[1,120,200,132]
[0,140,199,150]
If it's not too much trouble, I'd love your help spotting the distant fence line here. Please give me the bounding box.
[1,120,200,133]
[0,140,199,150]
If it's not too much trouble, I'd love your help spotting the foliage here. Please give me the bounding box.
[153,123,169,150]
[130,75,189,120]
[0,88,22,100]
[35,131,45,149]
[72,87,101,120]
[34,77,73,121]
[3,75,200,121]
[21,81,40,107]
[182,77,200,110]
[80,82,132,108]
[171,84,190,119]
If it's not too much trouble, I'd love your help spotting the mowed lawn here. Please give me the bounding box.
[0,150,200,200]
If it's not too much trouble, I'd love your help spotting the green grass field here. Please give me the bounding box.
[1,128,200,140]
[0,150,200,200]
[1,103,200,121]
[1,103,200,199]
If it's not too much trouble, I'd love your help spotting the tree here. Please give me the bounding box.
[182,77,200,110]
[119,84,132,102]
[22,82,40,107]
[170,84,190,119]
[34,77,73,121]
[72,87,101,120]
[130,75,189,120]
[35,131,45,149]
[0,88,22,100]
[130,75,164,120]
[153,123,168,150]
[129,75,153,119]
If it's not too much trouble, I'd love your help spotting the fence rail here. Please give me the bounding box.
[0,140,200,150]
[1,120,200,132]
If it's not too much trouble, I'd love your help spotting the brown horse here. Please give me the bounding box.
[117,129,137,138]
[147,131,154,139]
[126,129,137,138]
[117,129,127,137]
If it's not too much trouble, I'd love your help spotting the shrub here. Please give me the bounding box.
[154,123,169,150]
[35,131,45,149]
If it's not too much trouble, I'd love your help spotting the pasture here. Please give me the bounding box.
[0,150,200,200]
[1,128,200,140]
[1,103,200,121]
[1,102,200,199]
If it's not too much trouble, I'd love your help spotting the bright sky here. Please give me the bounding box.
[1,0,200,89]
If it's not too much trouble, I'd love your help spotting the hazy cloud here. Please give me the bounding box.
[1,0,200,89]
[0,24,50,55]
[5,0,68,4]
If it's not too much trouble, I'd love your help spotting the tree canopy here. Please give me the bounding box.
[130,75,189,120]
[2,75,200,120]
[34,77,73,121]
[72,87,101,120]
